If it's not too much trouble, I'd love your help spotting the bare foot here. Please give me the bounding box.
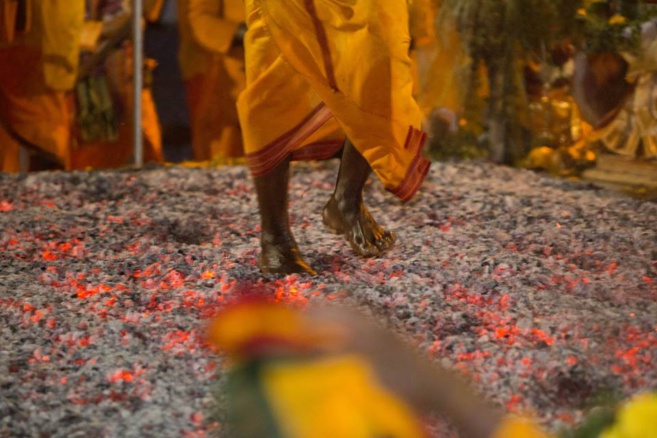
[322,197,396,257]
[259,234,317,276]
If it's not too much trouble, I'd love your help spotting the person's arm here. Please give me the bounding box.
[187,0,244,55]
[408,0,437,50]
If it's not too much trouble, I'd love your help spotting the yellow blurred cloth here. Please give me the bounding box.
[0,0,84,90]
[417,1,483,118]
[416,26,467,115]
[209,300,427,438]
[262,356,427,438]
[491,416,552,438]
[408,0,437,51]
[601,393,657,438]
[408,0,438,110]
[178,0,246,161]
[237,0,430,202]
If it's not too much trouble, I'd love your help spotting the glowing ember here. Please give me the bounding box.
[0,162,655,436]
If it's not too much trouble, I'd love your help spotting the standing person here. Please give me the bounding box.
[177,0,246,162]
[408,0,438,108]
[415,0,469,127]
[0,0,84,172]
[71,0,165,169]
[238,0,431,275]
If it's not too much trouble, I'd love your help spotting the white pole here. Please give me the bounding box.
[132,0,144,167]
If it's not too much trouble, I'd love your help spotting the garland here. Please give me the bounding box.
[563,392,657,438]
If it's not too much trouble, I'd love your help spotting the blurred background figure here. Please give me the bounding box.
[410,0,474,153]
[71,0,165,169]
[408,0,439,114]
[0,0,164,172]
[0,0,84,172]
[177,0,246,163]
[573,18,657,160]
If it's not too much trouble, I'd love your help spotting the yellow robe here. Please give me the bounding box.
[238,0,430,202]
[0,0,84,172]
[408,0,440,114]
[0,0,163,172]
[178,0,246,161]
[70,1,164,170]
[415,2,470,117]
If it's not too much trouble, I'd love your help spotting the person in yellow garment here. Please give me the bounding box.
[238,0,431,276]
[0,0,84,173]
[177,0,246,162]
[0,0,164,172]
[408,0,438,108]
[411,0,470,135]
[70,0,165,170]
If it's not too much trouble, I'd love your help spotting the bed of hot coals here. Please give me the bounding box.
[1,161,655,437]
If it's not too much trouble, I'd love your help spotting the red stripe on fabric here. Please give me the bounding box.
[304,0,338,91]
[291,140,344,161]
[247,104,333,177]
[249,143,294,177]
[403,125,414,150]
[247,104,326,162]
[389,127,431,202]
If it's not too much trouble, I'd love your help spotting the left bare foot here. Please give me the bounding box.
[259,233,317,276]
[322,197,396,257]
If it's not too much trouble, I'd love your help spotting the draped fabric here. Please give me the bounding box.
[208,300,428,438]
[0,0,163,171]
[178,0,246,160]
[0,1,82,171]
[237,0,430,202]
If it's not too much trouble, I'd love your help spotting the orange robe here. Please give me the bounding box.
[408,0,441,115]
[238,0,430,202]
[0,0,163,172]
[414,2,470,118]
[178,0,246,161]
[70,2,164,170]
[0,0,83,172]
[70,45,164,169]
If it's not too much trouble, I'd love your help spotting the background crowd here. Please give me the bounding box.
[1,0,655,176]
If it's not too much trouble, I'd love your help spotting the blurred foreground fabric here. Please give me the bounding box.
[208,300,427,438]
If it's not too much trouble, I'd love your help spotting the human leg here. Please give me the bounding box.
[254,156,316,275]
[323,139,396,257]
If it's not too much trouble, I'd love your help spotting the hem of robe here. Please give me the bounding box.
[245,103,430,202]
[389,128,431,203]
[246,103,342,177]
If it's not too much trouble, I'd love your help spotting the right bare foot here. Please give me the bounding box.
[259,236,317,276]
[322,197,396,258]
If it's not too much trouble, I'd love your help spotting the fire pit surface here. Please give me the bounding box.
[1,161,655,437]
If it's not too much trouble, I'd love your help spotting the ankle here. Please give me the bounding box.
[329,193,361,213]
[261,230,296,247]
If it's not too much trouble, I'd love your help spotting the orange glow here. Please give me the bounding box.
[0,200,13,211]
[201,270,216,280]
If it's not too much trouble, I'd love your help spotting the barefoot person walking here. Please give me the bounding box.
[238,0,431,275]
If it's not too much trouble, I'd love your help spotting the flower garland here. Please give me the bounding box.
[564,392,657,438]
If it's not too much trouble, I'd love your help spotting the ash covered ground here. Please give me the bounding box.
[1,161,656,437]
